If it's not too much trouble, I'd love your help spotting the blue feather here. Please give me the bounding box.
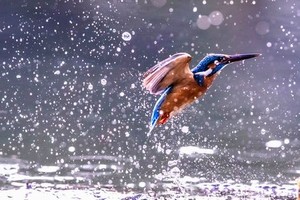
[191,55,215,73]
[193,74,204,86]
[147,86,172,136]
[191,55,214,86]
[191,54,227,85]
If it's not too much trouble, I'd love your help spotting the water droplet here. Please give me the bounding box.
[122,31,132,41]
[101,79,107,86]
[88,83,93,90]
[54,70,60,75]
[181,126,189,133]
[68,146,75,152]
[283,138,290,144]
[138,181,146,188]
[168,160,178,167]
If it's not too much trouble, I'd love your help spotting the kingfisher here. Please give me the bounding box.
[143,52,260,135]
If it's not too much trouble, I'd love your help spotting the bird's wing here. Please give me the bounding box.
[147,86,172,136]
[143,53,193,95]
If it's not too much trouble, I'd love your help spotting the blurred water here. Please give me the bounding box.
[0,0,300,199]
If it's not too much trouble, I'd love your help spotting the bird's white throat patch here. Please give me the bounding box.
[194,68,213,76]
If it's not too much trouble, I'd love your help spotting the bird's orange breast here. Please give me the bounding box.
[158,74,217,124]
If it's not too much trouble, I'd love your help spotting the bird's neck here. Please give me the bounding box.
[193,74,204,86]
[191,61,207,73]
[192,61,209,86]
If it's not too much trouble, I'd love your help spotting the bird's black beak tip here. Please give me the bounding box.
[228,53,261,63]
[251,53,262,57]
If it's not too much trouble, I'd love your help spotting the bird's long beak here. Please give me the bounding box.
[227,53,261,63]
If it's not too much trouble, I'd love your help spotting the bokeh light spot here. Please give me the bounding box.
[196,15,210,30]
[209,11,224,26]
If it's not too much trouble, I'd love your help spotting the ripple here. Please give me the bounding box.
[37,166,60,173]
[179,146,215,157]
[0,155,297,199]
[265,140,283,148]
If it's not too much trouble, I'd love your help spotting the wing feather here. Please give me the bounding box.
[143,53,192,95]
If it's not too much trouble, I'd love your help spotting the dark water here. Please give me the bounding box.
[0,0,300,199]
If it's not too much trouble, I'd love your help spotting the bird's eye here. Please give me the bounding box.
[220,57,226,61]
[216,57,227,64]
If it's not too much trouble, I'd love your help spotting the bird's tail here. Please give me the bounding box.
[146,86,172,138]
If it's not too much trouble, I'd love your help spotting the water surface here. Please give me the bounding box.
[0,0,299,199]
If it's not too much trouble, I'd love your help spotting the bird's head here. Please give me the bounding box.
[192,53,261,76]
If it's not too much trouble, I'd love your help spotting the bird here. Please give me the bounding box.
[143,52,260,135]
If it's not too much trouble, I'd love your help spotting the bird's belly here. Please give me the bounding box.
[159,82,207,119]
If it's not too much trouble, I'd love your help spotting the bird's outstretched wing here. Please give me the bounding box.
[143,52,193,95]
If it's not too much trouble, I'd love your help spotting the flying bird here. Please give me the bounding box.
[143,52,260,135]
